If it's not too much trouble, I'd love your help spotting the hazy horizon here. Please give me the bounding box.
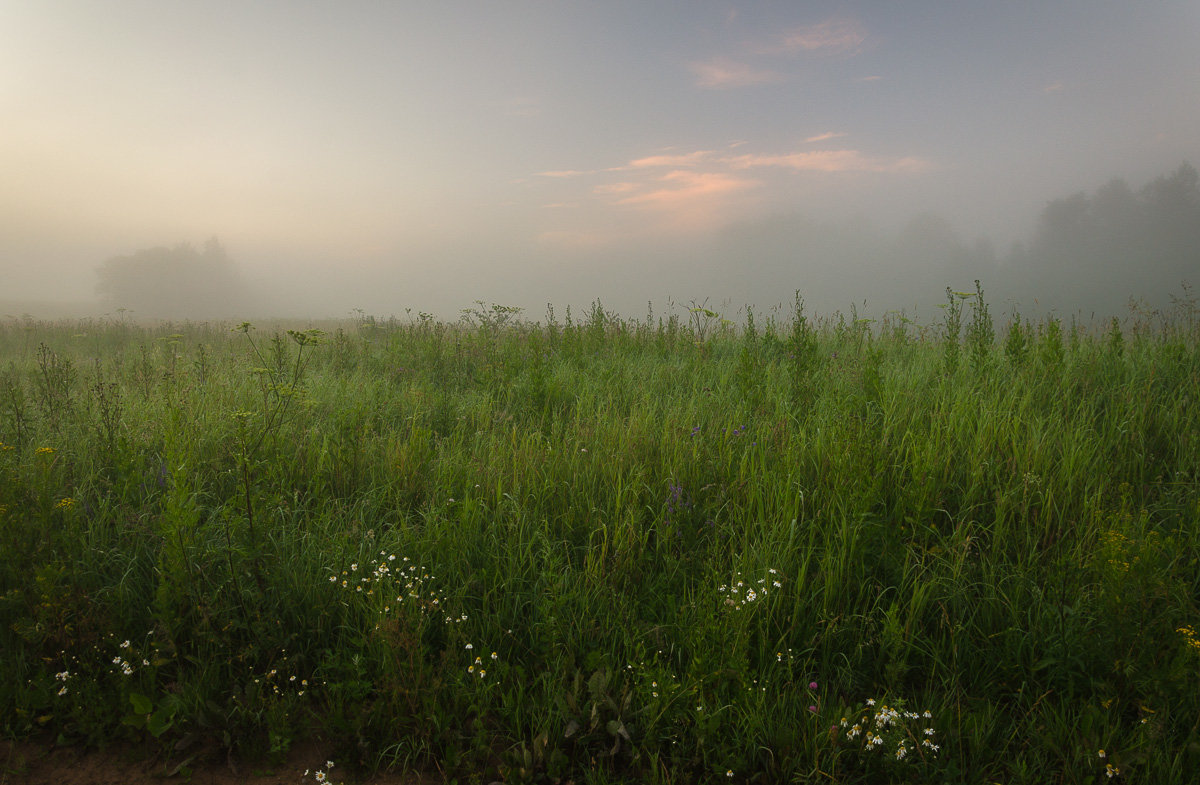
[4,2,1199,322]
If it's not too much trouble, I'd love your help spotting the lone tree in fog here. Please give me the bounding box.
[96,238,251,318]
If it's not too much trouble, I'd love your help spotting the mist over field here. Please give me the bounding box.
[3,3,1198,323]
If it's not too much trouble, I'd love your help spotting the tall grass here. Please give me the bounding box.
[1,291,1198,783]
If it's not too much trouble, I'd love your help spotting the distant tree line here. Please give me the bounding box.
[1009,162,1199,316]
[709,162,1198,321]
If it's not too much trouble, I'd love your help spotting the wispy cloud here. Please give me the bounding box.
[617,170,760,207]
[728,149,929,174]
[690,17,868,90]
[805,131,848,143]
[531,140,928,235]
[629,150,715,168]
[780,18,867,55]
[1042,81,1065,93]
[689,57,782,89]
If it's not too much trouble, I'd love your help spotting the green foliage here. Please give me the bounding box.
[1004,310,1029,368]
[1,298,1198,783]
[1038,315,1065,372]
[966,279,995,372]
[941,287,965,374]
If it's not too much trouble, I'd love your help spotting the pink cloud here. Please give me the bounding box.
[689,57,781,89]
[529,139,929,236]
[629,150,715,168]
[781,18,867,55]
[617,170,760,207]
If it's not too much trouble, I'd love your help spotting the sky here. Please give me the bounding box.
[3,1,1199,320]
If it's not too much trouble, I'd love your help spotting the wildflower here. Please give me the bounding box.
[809,681,819,690]
[726,770,733,778]
[866,698,876,706]
[1098,750,1106,758]
[1106,763,1119,778]
[808,705,818,713]
[465,643,473,650]
[491,651,498,660]
[36,447,56,455]
[55,497,76,510]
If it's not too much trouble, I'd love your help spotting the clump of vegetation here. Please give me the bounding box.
[0,291,1198,783]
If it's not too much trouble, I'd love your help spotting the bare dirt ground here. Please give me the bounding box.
[1,737,435,785]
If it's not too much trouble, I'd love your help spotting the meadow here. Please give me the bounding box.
[1,288,1198,784]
